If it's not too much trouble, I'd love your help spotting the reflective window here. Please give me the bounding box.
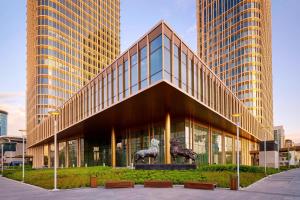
[194,63,198,99]
[188,59,193,94]
[68,139,78,167]
[124,60,129,97]
[181,52,187,90]
[225,136,233,164]
[150,35,162,84]
[164,35,171,81]
[43,144,48,167]
[212,131,222,164]
[59,142,66,168]
[193,125,209,164]
[173,45,179,87]
[140,46,148,89]
[113,68,117,103]
[103,75,107,108]
[118,64,123,100]
[171,120,185,164]
[131,53,138,94]
[107,72,111,106]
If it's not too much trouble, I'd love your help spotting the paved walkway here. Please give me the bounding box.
[1,168,300,200]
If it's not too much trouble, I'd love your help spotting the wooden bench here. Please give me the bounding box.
[184,181,216,190]
[144,180,173,188]
[105,180,134,189]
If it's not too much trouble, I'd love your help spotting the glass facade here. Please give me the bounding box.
[0,111,7,136]
[131,54,138,94]
[163,35,171,82]
[193,124,209,165]
[29,22,262,168]
[212,131,222,164]
[150,35,162,84]
[140,46,148,89]
[197,0,273,132]
[59,142,66,168]
[68,140,78,167]
[225,136,233,164]
[27,0,120,133]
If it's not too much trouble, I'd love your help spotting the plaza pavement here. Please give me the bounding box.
[1,168,300,200]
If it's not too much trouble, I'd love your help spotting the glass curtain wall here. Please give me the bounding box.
[124,60,129,97]
[171,120,185,163]
[193,124,209,165]
[131,54,138,94]
[116,133,127,167]
[59,142,66,168]
[140,46,148,89]
[150,35,162,84]
[153,124,164,164]
[49,144,54,167]
[68,140,78,167]
[173,45,180,87]
[130,128,149,164]
[225,136,233,164]
[212,131,222,164]
[80,138,84,166]
[163,35,171,81]
[84,134,111,166]
[43,144,48,167]
[181,52,187,91]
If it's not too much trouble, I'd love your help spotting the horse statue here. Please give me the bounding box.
[170,138,196,163]
[134,138,160,163]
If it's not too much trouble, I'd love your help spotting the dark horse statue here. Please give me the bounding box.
[134,139,159,163]
[170,138,196,163]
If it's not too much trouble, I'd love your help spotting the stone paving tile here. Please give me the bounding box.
[1,168,300,200]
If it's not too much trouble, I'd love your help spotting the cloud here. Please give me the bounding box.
[0,91,25,137]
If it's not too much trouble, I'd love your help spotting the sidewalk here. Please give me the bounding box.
[1,168,300,200]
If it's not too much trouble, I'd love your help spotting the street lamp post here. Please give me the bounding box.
[48,110,60,191]
[232,113,240,190]
[264,131,267,174]
[19,129,27,182]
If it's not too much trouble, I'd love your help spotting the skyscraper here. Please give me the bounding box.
[26,0,120,132]
[196,0,273,138]
[0,110,8,136]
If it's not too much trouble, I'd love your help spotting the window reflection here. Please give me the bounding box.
[173,45,179,86]
[140,46,148,89]
[150,35,162,84]
[212,131,222,164]
[131,54,138,94]
[124,60,129,97]
[164,35,171,82]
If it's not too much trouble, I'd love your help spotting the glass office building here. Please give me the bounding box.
[28,21,265,168]
[0,110,8,136]
[196,0,273,138]
[26,0,120,134]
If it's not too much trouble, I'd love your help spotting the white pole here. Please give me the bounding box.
[54,119,58,191]
[22,135,25,182]
[237,121,240,190]
[264,131,267,174]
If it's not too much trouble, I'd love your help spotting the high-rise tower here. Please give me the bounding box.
[27,0,120,132]
[197,0,273,138]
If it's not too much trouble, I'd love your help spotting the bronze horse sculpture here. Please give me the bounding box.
[170,138,196,163]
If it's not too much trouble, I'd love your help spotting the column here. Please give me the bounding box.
[165,113,171,164]
[111,128,116,167]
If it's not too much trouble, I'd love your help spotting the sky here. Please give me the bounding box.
[0,0,299,143]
